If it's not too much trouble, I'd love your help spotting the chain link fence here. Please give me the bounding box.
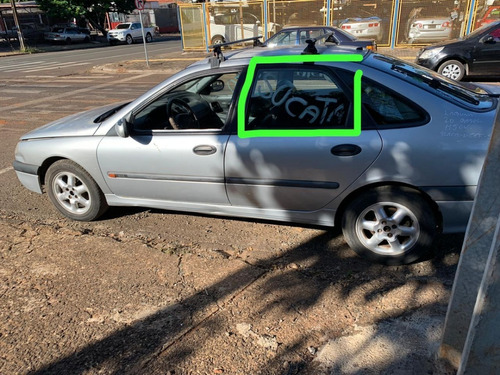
[178,0,498,50]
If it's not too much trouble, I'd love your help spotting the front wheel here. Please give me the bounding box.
[126,34,133,45]
[46,160,108,221]
[438,60,465,81]
[341,186,438,265]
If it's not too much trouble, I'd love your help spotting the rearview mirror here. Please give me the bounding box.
[115,113,133,138]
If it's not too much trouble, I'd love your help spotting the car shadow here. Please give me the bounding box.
[30,226,462,374]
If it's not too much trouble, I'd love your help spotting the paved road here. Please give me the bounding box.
[0,38,182,78]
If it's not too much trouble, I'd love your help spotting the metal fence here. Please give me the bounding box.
[178,0,499,50]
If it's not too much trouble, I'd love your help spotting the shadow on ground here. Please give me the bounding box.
[29,227,462,375]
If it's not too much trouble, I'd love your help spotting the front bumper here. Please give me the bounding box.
[107,34,127,42]
[13,160,42,194]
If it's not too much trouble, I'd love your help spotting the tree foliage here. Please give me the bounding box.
[36,0,135,33]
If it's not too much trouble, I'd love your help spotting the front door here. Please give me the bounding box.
[97,70,242,205]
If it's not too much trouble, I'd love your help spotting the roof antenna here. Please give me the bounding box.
[209,36,263,68]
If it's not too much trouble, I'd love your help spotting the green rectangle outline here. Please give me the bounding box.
[237,55,364,138]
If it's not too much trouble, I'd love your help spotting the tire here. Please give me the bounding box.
[145,33,152,43]
[109,40,117,46]
[211,35,225,45]
[126,34,133,45]
[65,37,72,44]
[84,36,90,43]
[341,186,438,265]
[438,60,465,81]
[46,160,108,221]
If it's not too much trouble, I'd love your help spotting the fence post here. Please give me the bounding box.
[202,3,209,52]
[458,214,500,374]
[465,0,477,34]
[390,0,400,49]
[326,0,331,26]
[439,105,500,369]
[263,0,268,40]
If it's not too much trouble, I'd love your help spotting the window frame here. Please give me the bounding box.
[244,63,355,132]
[129,67,245,136]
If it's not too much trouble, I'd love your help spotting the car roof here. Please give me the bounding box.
[188,45,369,70]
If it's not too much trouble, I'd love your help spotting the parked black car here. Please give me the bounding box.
[416,21,500,81]
[262,26,377,50]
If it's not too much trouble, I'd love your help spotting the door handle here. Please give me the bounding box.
[193,145,217,155]
[331,144,362,156]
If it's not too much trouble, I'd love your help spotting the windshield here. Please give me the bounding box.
[116,24,130,29]
[464,23,494,39]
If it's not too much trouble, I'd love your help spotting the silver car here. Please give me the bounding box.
[13,46,497,265]
[44,27,90,44]
[407,8,453,44]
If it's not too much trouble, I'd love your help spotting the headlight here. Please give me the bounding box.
[419,47,444,60]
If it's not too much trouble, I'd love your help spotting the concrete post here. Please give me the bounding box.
[439,105,500,368]
[458,214,500,374]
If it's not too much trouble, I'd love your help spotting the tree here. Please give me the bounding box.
[36,0,136,35]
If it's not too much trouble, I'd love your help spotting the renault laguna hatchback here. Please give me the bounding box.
[13,43,498,265]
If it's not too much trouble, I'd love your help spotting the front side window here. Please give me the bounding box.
[247,66,350,130]
[133,71,240,131]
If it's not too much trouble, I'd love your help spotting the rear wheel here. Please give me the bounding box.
[65,37,72,44]
[46,160,108,221]
[438,60,465,81]
[145,33,152,43]
[84,36,90,43]
[342,186,438,265]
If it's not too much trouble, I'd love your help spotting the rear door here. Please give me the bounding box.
[224,63,383,211]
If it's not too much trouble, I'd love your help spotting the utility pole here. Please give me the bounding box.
[10,0,26,51]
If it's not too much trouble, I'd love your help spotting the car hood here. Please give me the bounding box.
[20,103,121,140]
[422,38,466,50]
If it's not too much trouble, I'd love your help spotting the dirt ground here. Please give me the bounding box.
[1,49,461,375]
[0,205,463,375]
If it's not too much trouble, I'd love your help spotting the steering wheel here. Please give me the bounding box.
[167,98,199,130]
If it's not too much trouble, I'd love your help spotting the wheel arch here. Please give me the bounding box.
[39,157,108,196]
[211,34,225,44]
[334,181,443,231]
[437,56,469,75]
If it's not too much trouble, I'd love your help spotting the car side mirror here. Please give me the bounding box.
[115,113,133,138]
[209,79,225,92]
[481,35,495,44]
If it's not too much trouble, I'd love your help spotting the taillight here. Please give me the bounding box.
[414,23,423,29]
[368,23,379,27]
[342,25,351,29]
[442,21,451,28]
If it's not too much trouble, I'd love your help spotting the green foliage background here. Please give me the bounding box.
[35,0,136,31]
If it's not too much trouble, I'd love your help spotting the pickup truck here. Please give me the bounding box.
[209,13,279,45]
[107,22,155,45]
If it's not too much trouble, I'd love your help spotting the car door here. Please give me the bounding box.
[96,70,242,205]
[469,26,500,75]
[224,63,383,211]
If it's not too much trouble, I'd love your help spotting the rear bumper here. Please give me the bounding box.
[437,200,473,233]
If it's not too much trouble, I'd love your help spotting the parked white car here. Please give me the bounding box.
[107,22,155,45]
[44,27,90,44]
[209,13,279,45]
